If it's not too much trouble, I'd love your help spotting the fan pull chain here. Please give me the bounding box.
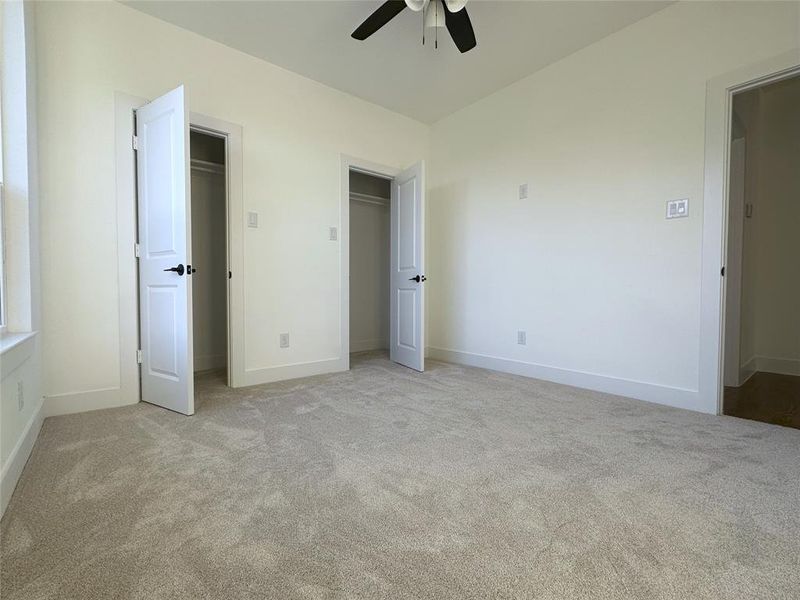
[422,5,425,46]
[435,0,438,49]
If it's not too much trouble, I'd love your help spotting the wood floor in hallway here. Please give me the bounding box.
[724,371,800,429]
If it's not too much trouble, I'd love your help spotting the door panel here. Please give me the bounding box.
[136,85,194,415]
[397,179,417,269]
[147,286,179,378]
[142,114,177,255]
[390,161,425,371]
[397,289,416,350]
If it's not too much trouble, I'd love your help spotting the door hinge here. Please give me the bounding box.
[134,243,140,258]
[136,349,143,364]
[132,135,138,151]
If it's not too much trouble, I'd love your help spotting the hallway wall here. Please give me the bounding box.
[737,77,800,378]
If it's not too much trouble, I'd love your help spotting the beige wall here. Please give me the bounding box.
[428,1,799,409]
[35,1,429,407]
[755,78,800,369]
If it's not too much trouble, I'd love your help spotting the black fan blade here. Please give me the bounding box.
[441,0,476,53]
[352,1,407,40]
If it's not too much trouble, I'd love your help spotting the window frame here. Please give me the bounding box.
[0,181,6,334]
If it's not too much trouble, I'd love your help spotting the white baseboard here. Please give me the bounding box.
[1,399,44,518]
[44,355,354,412]
[350,339,388,353]
[758,356,800,376]
[194,353,226,373]
[44,386,138,417]
[739,356,758,385]
[741,355,800,379]
[242,357,345,387]
[428,347,705,413]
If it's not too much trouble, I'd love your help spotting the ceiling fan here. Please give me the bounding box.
[352,0,477,53]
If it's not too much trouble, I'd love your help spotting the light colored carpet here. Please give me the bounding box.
[1,352,799,599]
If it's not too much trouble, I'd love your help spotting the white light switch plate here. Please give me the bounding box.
[519,183,528,200]
[279,333,289,348]
[329,227,338,241]
[666,198,689,219]
[247,212,258,228]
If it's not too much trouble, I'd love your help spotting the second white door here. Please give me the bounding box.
[390,161,425,372]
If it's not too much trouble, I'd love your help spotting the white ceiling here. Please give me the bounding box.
[125,0,672,123]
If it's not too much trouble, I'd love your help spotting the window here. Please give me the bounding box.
[0,183,5,333]
[0,0,36,338]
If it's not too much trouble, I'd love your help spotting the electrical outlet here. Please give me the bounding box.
[280,333,290,348]
[519,183,528,200]
[329,227,338,241]
[517,330,527,345]
[17,381,24,411]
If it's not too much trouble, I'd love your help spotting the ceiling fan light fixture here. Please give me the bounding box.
[405,0,428,12]
[444,0,467,12]
[352,0,476,53]
[444,0,468,12]
[424,3,446,29]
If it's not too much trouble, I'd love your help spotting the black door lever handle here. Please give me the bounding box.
[164,264,185,276]
[409,275,421,282]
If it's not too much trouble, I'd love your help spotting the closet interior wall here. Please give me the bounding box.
[190,130,228,373]
[349,171,391,353]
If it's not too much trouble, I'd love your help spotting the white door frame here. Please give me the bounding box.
[115,93,246,410]
[340,155,400,371]
[188,114,245,388]
[700,50,800,415]
[722,136,746,388]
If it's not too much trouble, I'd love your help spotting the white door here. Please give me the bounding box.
[136,85,194,415]
[390,161,425,371]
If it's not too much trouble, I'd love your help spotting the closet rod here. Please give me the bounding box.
[350,191,389,206]
[191,158,225,174]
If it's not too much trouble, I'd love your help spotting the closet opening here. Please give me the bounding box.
[190,128,229,386]
[349,169,391,357]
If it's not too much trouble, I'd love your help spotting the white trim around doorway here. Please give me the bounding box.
[189,113,245,388]
[700,50,800,416]
[340,155,400,372]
